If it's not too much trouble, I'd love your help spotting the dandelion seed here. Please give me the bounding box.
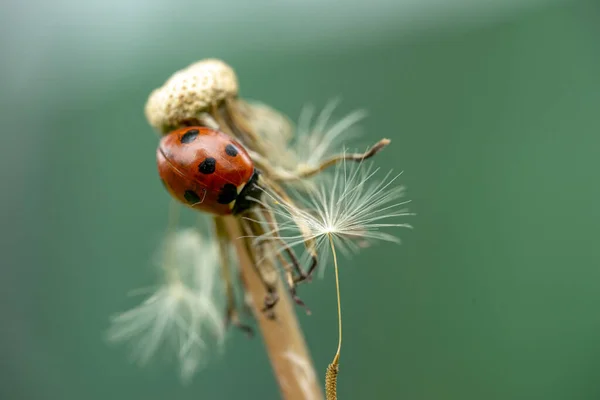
[252,157,413,399]
[255,156,413,273]
[293,100,367,174]
[107,228,225,382]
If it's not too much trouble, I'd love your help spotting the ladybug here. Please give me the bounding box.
[157,126,263,215]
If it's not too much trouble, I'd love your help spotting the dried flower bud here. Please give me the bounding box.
[145,59,239,133]
[239,100,294,143]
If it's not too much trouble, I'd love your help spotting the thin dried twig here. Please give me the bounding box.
[222,216,323,400]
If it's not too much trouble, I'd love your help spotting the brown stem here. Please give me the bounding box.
[222,216,324,400]
[280,138,391,181]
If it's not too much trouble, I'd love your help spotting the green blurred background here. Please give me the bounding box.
[2,0,600,399]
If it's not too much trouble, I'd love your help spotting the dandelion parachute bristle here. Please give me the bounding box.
[255,159,412,270]
[107,229,225,381]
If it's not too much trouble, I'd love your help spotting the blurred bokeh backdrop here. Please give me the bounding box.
[2,0,600,399]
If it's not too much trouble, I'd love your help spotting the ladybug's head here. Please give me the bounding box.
[232,169,263,215]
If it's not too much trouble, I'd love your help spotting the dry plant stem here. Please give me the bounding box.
[213,217,253,336]
[291,138,391,180]
[223,216,324,400]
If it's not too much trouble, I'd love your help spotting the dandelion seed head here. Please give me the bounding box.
[145,59,238,133]
[255,157,413,275]
[108,228,225,382]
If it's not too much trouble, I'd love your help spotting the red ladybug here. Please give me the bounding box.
[157,126,262,215]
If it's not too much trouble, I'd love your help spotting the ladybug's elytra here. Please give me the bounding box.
[157,126,262,215]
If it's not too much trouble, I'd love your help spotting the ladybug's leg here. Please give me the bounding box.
[213,216,254,337]
[255,206,313,314]
[295,252,318,284]
[258,207,308,281]
[278,252,311,315]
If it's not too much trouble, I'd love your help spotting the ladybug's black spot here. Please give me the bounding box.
[184,190,201,204]
[225,144,238,157]
[217,183,238,204]
[198,157,216,174]
[180,129,199,144]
